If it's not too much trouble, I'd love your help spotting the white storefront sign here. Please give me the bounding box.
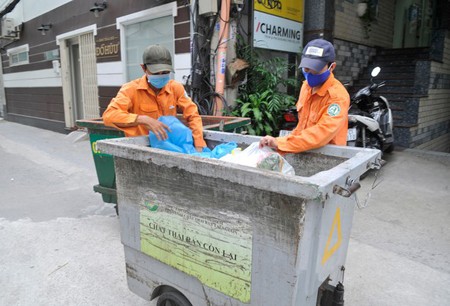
[253,11,303,53]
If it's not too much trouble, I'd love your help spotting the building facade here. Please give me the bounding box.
[332,0,450,152]
[0,0,449,152]
[0,0,191,131]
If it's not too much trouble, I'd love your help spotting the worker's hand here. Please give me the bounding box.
[195,147,204,153]
[259,136,278,149]
[137,115,171,141]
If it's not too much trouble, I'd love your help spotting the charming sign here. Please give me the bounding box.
[253,0,304,53]
[253,10,303,53]
[254,0,304,22]
[140,201,253,303]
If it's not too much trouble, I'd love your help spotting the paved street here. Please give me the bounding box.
[1,118,449,305]
[0,119,149,306]
[346,149,450,305]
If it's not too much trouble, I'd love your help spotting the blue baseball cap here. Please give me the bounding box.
[299,39,336,72]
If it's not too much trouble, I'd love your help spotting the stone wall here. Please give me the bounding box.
[333,0,394,87]
[333,1,450,152]
[333,39,376,86]
[414,35,450,152]
[334,0,395,48]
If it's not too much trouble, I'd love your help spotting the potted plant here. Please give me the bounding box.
[228,37,299,136]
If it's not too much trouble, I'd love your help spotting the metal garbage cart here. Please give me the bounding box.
[76,115,250,208]
[97,131,381,306]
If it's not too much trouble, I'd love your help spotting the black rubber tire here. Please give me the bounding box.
[156,291,192,306]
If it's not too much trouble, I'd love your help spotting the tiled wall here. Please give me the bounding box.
[334,0,394,48]
[333,39,376,86]
[414,35,450,152]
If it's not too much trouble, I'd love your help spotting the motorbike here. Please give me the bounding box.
[279,106,298,137]
[347,67,395,153]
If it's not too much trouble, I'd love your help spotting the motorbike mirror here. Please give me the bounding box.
[371,67,381,77]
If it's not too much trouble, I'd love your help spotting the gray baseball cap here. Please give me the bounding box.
[299,39,336,72]
[142,45,174,73]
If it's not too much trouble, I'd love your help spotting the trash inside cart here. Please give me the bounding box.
[97,131,381,306]
[76,115,250,209]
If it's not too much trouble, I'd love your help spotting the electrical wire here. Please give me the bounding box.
[0,0,20,18]
[195,91,230,115]
[235,3,248,37]
[212,0,233,54]
[186,0,239,115]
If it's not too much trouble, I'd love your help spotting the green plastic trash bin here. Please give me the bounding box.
[76,119,124,205]
[76,115,250,207]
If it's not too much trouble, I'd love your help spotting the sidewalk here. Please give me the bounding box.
[1,119,449,305]
[0,119,149,306]
[346,148,450,305]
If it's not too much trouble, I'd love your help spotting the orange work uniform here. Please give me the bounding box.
[277,73,350,153]
[103,75,206,148]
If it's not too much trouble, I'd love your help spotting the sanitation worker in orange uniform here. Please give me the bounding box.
[103,44,207,151]
[259,39,350,153]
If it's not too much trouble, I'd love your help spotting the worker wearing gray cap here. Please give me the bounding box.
[103,45,206,151]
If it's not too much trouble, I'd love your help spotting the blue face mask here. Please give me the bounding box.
[302,67,331,87]
[147,74,171,89]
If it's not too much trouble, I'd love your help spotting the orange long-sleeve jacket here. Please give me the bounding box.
[277,73,350,153]
[103,75,207,148]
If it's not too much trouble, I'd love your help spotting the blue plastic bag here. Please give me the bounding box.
[190,147,213,158]
[149,116,196,154]
[149,116,238,159]
[190,142,237,159]
[210,142,237,159]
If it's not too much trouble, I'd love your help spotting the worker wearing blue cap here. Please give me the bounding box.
[260,39,350,153]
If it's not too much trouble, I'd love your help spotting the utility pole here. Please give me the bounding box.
[214,0,230,115]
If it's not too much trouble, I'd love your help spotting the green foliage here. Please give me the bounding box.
[229,39,299,136]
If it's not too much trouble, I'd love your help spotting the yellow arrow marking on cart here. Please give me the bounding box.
[321,207,343,265]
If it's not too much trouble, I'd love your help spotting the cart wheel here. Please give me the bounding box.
[156,291,192,306]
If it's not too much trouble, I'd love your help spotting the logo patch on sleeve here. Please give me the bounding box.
[327,104,341,117]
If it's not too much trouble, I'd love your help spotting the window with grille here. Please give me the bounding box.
[116,3,176,82]
[124,16,174,81]
[7,44,29,66]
